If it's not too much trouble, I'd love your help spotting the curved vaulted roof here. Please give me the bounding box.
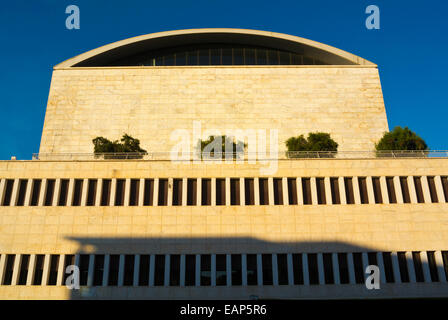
[55,28,375,68]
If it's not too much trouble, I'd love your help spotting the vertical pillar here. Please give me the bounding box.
[225,178,231,206]
[153,178,159,207]
[394,176,404,204]
[226,254,231,286]
[282,178,289,205]
[347,253,356,284]
[296,178,304,205]
[420,176,432,203]
[164,254,170,286]
[407,176,418,204]
[405,251,417,283]
[102,255,110,286]
[56,254,65,286]
[87,254,95,287]
[310,177,318,205]
[66,179,75,206]
[95,179,103,207]
[352,177,361,205]
[81,178,88,206]
[211,254,216,286]
[391,252,402,284]
[272,254,279,286]
[254,178,260,205]
[0,179,6,205]
[420,251,432,283]
[109,179,117,207]
[379,176,389,204]
[149,255,155,287]
[317,253,325,285]
[242,254,248,286]
[138,179,145,206]
[366,177,375,204]
[434,176,446,203]
[361,252,369,282]
[118,254,125,286]
[38,179,47,206]
[338,177,347,205]
[196,178,202,206]
[376,252,387,284]
[52,179,61,206]
[302,253,310,285]
[133,255,140,287]
[211,178,216,206]
[180,255,185,287]
[195,254,201,287]
[124,178,131,206]
[10,179,19,207]
[268,177,274,205]
[324,177,332,205]
[332,253,340,285]
[26,180,36,206]
[26,254,37,286]
[11,254,21,285]
[41,254,51,285]
[0,254,6,284]
[74,255,81,275]
[167,178,173,206]
[434,251,447,282]
[256,254,262,286]
[182,178,188,206]
[239,178,245,206]
[22,179,32,207]
[287,254,294,285]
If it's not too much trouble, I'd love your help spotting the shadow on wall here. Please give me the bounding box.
[63,237,448,300]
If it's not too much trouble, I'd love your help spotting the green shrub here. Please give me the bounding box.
[92,134,147,159]
[197,135,246,159]
[375,126,428,151]
[375,126,428,157]
[285,132,338,158]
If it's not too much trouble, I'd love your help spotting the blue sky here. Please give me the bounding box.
[0,0,447,159]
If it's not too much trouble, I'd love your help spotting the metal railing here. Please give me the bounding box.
[30,150,448,161]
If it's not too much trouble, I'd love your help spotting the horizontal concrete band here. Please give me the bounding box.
[2,283,448,300]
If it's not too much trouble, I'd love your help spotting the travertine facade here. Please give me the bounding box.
[40,66,387,154]
[1,159,448,254]
[1,158,448,299]
[1,29,447,300]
